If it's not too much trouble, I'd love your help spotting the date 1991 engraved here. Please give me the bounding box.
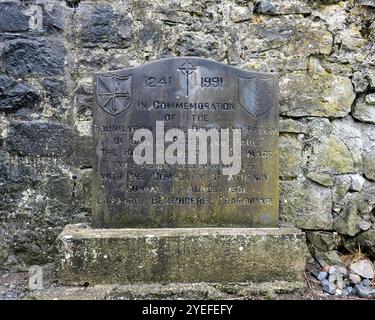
[201,77,223,88]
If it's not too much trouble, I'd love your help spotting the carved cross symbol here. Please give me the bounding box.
[178,62,197,97]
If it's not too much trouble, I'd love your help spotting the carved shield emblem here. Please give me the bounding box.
[96,75,132,116]
[238,76,274,118]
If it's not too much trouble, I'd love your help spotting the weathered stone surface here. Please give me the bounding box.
[28,266,44,291]
[333,175,352,199]
[350,174,365,192]
[352,71,369,93]
[354,284,375,299]
[331,118,363,168]
[73,81,93,120]
[358,219,372,231]
[305,117,331,141]
[269,0,312,14]
[368,71,375,89]
[280,69,355,118]
[338,181,375,218]
[309,137,355,175]
[312,3,347,33]
[70,134,92,168]
[354,230,375,257]
[56,225,307,285]
[0,2,28,32]
[338,26,368,52]
[240,19,332,60]
[365,93,375,104]
[279,119,307,134]
[229,5,253,22]
[306,118,362,180]
[41,3,65,32]
[318,250,343,266]
[363,151,375,181]
[254,0,276,14]
[350,260,374,279]
[322,282,336,295]
[361,124,375,182]
[317,271,328,281]
[335,265,348,276]
[42,78,67,110]
[279,135,302,178]
[0,155,86,269]
[349,273,362,285]
[307,173,334,187]
[342,286,353,296]
[75,169,92,211]
[333,201,361,236]
[78,4,133,48]
[27,280,305,300]
[2,38,65,77]
[280,181,333,230]
[138,22,163,53]
[6,121,75,157]
[306,231,341,251]
[353,95,375,124]
[0,75,40,111]
[356,0,375,7]
[28,263,55,291]
[176,33,226,59]
[361,278,372,287]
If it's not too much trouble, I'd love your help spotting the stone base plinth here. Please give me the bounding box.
[56,225,307,285]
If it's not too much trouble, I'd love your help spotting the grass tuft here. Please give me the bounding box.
[341,245,367,265]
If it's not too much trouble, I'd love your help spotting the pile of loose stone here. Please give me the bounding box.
[315,259,375,298]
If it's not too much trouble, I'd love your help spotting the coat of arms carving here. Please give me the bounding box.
[238,76,275,118]
[96,75,132,116]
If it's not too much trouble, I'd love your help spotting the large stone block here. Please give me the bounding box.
[280,67,355,117]
[361,124,375,182]
[357,0,375,7]
[279,134,302,178]
[345,229,375,258]
[0,75,40,111]
[78,4,133,48]
[42,78,67,110]
[310,136,355,174]
[2,38,65,77]
[175,32,226,59]
[240,17,332,57]
[6,121,75,157]
[56,225,307,285]
[353,94,375,124]
[40,3,65,32]
[263,0,312,15]
[333,201,361,236]
[306,231,341,251]
[363,151,375,181]
[280,181,333,230]
[0,2,28,32]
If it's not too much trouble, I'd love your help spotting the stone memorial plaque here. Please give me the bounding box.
[92,57,279,228]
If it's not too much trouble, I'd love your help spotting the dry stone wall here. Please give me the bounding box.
[0,0,375,271]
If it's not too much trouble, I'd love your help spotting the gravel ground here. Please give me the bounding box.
[0,272,28,300]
